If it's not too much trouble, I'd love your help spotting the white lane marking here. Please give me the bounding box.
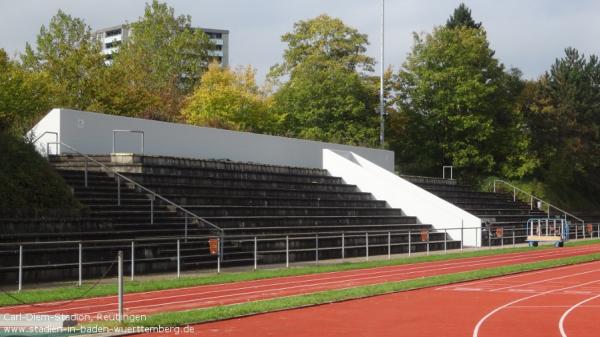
[472,272,600,337]
[559,293,600,337]
[489,264,600,292]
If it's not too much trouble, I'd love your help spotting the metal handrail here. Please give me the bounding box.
[112,129,144,154]
[493,179,584,225]
[31,131,59,155]
[46,141,223,235]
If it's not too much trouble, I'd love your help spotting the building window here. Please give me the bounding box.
[105,40,121,49]
[105,29,122,37]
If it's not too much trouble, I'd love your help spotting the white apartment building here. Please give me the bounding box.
[93,24,229,66]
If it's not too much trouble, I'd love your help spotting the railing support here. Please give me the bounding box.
[117,176,121,206]
[78,243,82,286]
[117,251,124,323]
[84,158,88,188]
[254,237,258,270]
[408,230,411,257]
[315,234,319,265]
[176,239,181,278]
[131,241,135,281]
[365,232,369,261]
[341,232,345,260]
[285,236,289,268]
[444,229,447,253]
[18,245,23,292]
[150,197,154,225]
[184,214,188,242]
[388,232,391,260]
[512,227,516,247]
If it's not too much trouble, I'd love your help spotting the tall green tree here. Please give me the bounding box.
[393,26,530,180]
[182,63,276,133]
[20,10,105,111]
[271,15,378,146]
[269,14,374,80]
[111,0,213,121]
[0,49,50,134]
[446,3,482,29]
[528,48,600,193]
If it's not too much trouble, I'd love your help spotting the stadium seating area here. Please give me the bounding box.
[1,154,461,283]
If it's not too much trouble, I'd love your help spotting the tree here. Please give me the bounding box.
[270,15,378,146]
[274,59,378,146]
[181,63,276,133]
[0,49,50,134]
[20,10,105,111]
[269,14,374,80]
[446,3,482,29]
[111,0,213,121]
[527,48,600,193]
[393,26,529,180]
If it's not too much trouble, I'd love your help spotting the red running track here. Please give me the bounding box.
[155,259,600,337]
[2,244,600,323]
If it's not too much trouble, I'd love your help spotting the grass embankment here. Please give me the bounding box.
[2,239,600,307]
[0,132,80,212]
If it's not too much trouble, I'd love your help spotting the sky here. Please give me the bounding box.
[1,0,599,82]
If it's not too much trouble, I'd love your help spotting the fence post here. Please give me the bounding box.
[254,236,258,271]
[117,251,124,323]
[408,230,412,257]
[460,220,464,252]
[426,230,430,256]
[117,176,121,206]
[388,232,391,260]
[150,198,154,225]
[598,224,600,239]
[444,229,447,254]
[78,242,82,286]
[575,225,578,240]
[176,239,180,278]
[513,187,516,202]
[217,237,221,274]
[365,232,369,261]
[315,234,319,265]
[130,241,135,281]
[512,227,516,247]
[84,158,88,188]
[488,228,491,248]
[341,232,345,261]
[18,245,23,292]
[184,214,188,242]
[286,235,289,268]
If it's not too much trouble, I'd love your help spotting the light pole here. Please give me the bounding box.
[379,0,385,148]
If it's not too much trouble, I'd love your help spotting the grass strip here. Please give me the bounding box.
[116,251,600,327]
[2,239,599,307]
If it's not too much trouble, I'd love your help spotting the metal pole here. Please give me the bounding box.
[379,0,385,147]
[512,227,516,247]
[150,198,154,225]
[130,241,135,281]
[184,214,188,242]
[117,176,121,206]
[78,243,82,286]
[254,236,257,270]
[388,232,391,259]
[176,239,180,278]
[286,236,289,268]
[513,188,516,202]
[408,230,411,257]
[444,229,447,253]
[365,232,369,261]
[117,251,124,323]
[18,245,23,292]
[461,220,464,252]
[493,180,496,193]
[488,228,491,248]
[341,232,345,260]
[426,230,430,256]
[315,234,319,265]
[84,158,88,188]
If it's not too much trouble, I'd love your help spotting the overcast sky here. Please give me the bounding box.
[1,0,599,82]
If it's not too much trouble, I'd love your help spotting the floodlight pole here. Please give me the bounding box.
[379,0,385,148]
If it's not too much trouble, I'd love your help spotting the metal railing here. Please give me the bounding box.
[31,131,59,155]
[493,179,585,226]
[5,224,600,291]
[45,141,223,238]
[112,129,144,154]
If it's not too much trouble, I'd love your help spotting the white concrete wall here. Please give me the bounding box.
[30,108,395,171]
[28,108,61,155]
[323,149,482,247]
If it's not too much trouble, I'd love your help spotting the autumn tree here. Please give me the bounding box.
[111,0,213,121]
[181,63,276,133]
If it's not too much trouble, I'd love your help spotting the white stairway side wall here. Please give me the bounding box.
[322,149,482,247]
